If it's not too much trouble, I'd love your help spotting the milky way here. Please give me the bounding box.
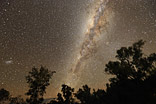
[64,0,114,87]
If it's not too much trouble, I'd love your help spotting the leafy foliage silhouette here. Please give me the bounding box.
[50,84,108,104]
[75,85,108,104]
[25,66,56,104]
[75,85,92,104]
[9,96,26,104]
[0,88,10,102]
[105,40,156,104]
[48,84,77,104]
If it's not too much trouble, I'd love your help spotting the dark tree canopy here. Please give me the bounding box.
[105,40,156,104]
[0,88,10,101]
[75,85,92,104]
[9,96,26,104]
[75,85,108,104]
[105,40,156,81]
[49,84,77,104]
[25,66,56,104]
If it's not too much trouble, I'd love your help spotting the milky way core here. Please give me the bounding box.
[64,0,114,87]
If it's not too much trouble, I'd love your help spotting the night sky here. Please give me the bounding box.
[0,0,156,98]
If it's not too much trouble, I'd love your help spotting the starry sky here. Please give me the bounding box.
[0,0,156,98]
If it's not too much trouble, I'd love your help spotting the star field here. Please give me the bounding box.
[0,0,156,98]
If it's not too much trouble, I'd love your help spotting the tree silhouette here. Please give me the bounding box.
[92,89,108,104]
[9,95,26,104]
[25,66,56,104]
[105,40,156,104]
[75,85,92,104]
[75,85,108,104]
[0,88,10,102]
[49,84,77,104]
